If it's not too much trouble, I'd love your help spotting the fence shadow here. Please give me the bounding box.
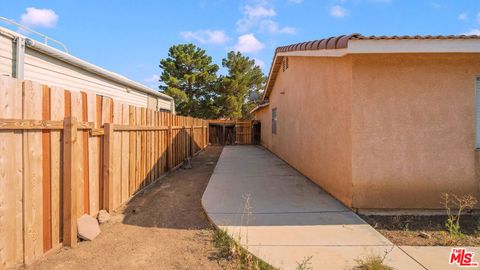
[120,131,220,230]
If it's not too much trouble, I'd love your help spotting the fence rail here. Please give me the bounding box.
[0,77,208,268]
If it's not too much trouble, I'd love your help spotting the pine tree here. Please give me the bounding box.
[216,51,266,120]
[159,44,219,118]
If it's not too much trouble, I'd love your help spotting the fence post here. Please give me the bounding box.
[167,115,173,170]
[222,123,225,145]
[201,120,204,149]
[206,120,209,148]
[103,123,114,211]
[190,121,194,156]
[63,117,78,247]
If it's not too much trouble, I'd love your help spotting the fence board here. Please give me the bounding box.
[151,110,156,181]
[87,92,99,216]
[153,112,158,180]
[145,110,151,185]
[81,92,90,214]
[151,111,156,181]
[141,108,146,187]
[112,102,122,209]
[128,106,136,196]
[101,97,112,209]
[41,85,52,252]
[102,123,114,211]
[0,77,23,268]
[121,104,129,203]
[96,95,103,210]
[70,91,84,217]
[49,87,64,247]
[62,117,78,247]
[161,112,166,174]
[22,81,44,265]
[135,107,141,191]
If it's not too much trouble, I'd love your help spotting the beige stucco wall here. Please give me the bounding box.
[256,53,480,210]
[255,56,354,206]
[351,53,480,209]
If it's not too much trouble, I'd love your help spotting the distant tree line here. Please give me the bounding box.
[158,44,266,120]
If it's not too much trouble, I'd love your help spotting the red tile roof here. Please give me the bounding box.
[275,34,480,53]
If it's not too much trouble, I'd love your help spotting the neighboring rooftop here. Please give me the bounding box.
[0,25,172,102]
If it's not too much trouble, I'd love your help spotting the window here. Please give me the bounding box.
[476,77,480,148]
[272,108,277,134]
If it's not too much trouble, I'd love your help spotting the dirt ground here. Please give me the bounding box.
[28,146,228,270]
[361,215,480,246]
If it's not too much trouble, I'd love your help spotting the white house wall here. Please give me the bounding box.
[24,47,148,107]
[0,32,171,110]
[0,34,13,77]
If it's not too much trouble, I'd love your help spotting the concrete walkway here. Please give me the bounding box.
[202,146,437,269]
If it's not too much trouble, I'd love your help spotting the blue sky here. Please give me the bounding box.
[1,0,480,89]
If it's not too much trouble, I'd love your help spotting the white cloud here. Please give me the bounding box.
[330,5,348,18]
[245,5,276,18]
[237,5,276,33]
[252,58,265,68]
[260,20,296,34]
[464,29,480,35]
[458,12,468,21]
[236,3,296,35]
[234,34,265,53]
[20,7,58,28]
[288,0,304,3]
[180,30,229,45]
[144,74,160,83]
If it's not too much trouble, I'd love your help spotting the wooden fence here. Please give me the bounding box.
[208,120,252,145]
[0,77,208,268]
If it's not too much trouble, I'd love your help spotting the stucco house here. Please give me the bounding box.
[252,34,480,210]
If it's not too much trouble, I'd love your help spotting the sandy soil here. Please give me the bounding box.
[361,215,480,246]
[28,146,225,270]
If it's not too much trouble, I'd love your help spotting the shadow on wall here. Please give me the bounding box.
[119,130,223,230]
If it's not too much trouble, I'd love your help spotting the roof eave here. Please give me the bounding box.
[262,37,480,100]
[250,102,270,114]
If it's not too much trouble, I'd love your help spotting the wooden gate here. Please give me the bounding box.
[209,120,253,145]
[235,121,252,145]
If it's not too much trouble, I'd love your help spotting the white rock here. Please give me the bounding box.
[97,210,111,224]
[77,214,101,241]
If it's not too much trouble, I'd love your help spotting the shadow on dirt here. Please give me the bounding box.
[121,146,223,230]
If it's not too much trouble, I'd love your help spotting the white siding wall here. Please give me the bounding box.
[0,34,13,77]
[158,98,172,111]
[24,48,149,107]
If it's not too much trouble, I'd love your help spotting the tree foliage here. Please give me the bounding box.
[159,45,265,119]
[216,52,265,120]
[159,44,219,118]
